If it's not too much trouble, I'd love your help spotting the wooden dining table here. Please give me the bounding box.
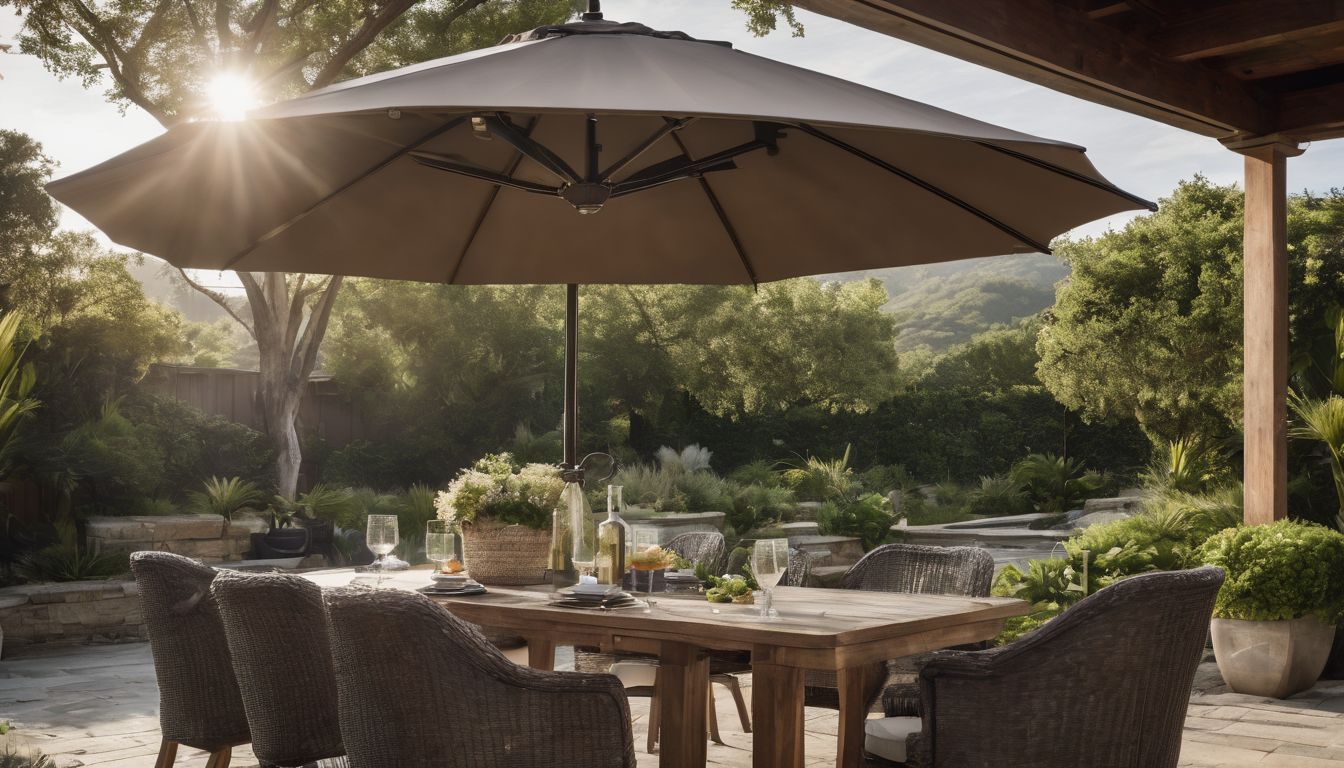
[428,584,1028,768]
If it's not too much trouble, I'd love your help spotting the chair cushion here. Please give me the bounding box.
[865,716,921,763]
[610,660,659,688]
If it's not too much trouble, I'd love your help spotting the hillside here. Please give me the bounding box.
[832,253,1068,351]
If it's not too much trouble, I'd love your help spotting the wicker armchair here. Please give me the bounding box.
[323,587,636,768]
[129,552,250,768]
[806,544,996,713]
[865,567,1225,767]
[210,570,345,768]
[779,547,814,587]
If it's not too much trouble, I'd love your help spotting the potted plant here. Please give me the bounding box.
[251,496,310,560]
[435,454,563,585]
[1199,520,1344,698]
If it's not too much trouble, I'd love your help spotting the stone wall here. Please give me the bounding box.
[0,580,143,656]
[86,513,264,562]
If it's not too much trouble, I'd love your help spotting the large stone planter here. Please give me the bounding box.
[1211,616,1337,698]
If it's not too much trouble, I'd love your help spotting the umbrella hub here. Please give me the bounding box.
[561,182,611,215]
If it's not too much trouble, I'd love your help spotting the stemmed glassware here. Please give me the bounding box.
[366,514,399,587]
[751,538,789,619]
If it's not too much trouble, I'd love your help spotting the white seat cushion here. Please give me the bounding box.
[610,660,659,688]
[501,645,530,666]
[864,716,921,763]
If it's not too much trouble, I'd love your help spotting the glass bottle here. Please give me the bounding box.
[551,477,595,588]
[596,485,632,585]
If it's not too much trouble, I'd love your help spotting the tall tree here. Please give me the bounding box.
[1037,177,1344,445]
[6,0,577,496]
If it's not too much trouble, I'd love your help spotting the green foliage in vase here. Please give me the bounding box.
[1199,520,1344,623]
[435,454,563,531]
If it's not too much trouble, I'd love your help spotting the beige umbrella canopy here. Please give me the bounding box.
[47,5,1152,466]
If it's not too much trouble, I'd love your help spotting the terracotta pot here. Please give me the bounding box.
[1211,616,1337,698]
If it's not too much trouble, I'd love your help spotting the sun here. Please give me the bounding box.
[204,72,258,121]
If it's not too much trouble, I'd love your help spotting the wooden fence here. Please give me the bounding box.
[137,364,369,448]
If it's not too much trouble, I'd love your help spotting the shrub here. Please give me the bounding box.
[726,483,795,534]
[1011,453,1107,513]
[1140,437,1228,494]
[968,474,1032,517]
[16,521,129,583]
[0,746,56,768]
[509,423,562,465]
[817,492,893,550]
[656,444,714,473]
[1199,519,1344,623]
[782,446,854,501]
[856,463,914,496]
[728,460,785,488]
[189,476,265,522]
[605,461,733,513]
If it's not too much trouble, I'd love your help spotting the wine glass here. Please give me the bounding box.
[751,538,789,619]
[366,515,399,587]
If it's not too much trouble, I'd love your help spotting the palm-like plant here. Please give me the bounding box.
[1140,437,1221,493]
[190,476,265,522]
[0,312,39,479]
[1010,453,1106,514]
[1288,392,1344,531]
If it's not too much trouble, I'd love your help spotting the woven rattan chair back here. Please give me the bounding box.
[324,587,636,768]
[841,543,994,596]
[210,570,343,767]
[915,567,1224,767]
[130,552,250,753]
[664,531,726,574]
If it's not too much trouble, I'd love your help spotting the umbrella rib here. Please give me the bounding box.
[972,141,1158,212]
[411,152,562,196]
[447,116,542,285]
[220,116,467,271]
[599,117,693,182]
[485,114,582,185]
[795,123,1053,255]
[671,133,757,286]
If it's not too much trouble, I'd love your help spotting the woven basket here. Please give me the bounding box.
[462,519,551,585]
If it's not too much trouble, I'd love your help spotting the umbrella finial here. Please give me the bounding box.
[582,0,602,21]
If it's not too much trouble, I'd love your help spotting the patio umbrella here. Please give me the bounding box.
[46,2,1153,474]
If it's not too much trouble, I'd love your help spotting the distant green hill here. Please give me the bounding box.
[831,254,1068,352]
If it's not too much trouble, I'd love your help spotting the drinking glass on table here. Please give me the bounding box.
[366,514,399,587]
[751,538,789,619]
[425,519,463,574]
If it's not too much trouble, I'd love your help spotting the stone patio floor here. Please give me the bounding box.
[2,640,1342,767]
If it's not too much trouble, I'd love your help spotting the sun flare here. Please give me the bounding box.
[205,72,258,121]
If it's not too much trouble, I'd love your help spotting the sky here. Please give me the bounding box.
[3,0,1342,287]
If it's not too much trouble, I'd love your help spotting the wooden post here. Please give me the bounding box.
[1232,138,1301,525]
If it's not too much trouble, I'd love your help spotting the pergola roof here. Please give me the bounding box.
[792,0,1344,144]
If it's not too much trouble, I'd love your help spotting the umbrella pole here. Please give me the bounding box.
[563,283,579,469]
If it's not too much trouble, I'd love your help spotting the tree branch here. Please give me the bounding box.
[179,0,216,61]
[292,275,344,377]
[175,267,256,339]
[308,0,420,89]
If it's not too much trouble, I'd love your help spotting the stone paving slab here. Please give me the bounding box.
[1,641,1341,767]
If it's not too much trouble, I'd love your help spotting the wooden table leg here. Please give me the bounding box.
[836,662,886,768]
[752,653,805,768]
[526,635,556,671]
[658,640,710,768]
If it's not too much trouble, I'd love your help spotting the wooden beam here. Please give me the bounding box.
[1160,0,1344,62]
[1276,82,1344,141]
[1235,139,1300,526]
[791,0,1274,138]
[1218,32,1344,80]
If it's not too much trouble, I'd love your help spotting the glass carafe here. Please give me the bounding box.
[551,479,595,588]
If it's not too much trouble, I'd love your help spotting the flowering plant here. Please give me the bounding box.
[435,453,565,531]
